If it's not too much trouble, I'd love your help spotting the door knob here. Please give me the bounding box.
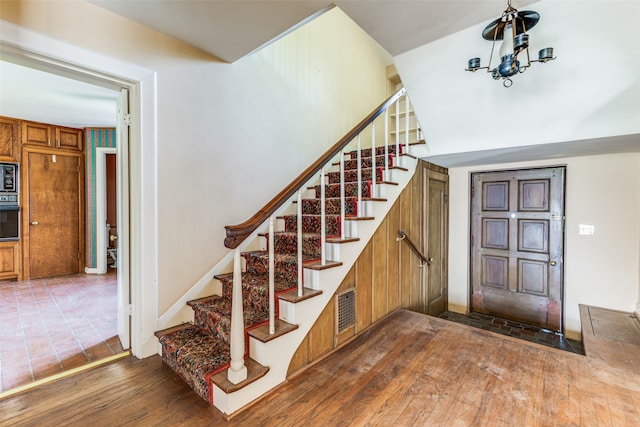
[550,261,557,266]
[31,221,39,225]
[428,257,435,262]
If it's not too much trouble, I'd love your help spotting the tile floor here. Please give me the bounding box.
[0,271,124,393]
[438,311,585,355]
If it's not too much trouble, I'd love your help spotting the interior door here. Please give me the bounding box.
[471,167,565,331]
[423,165,448,316]
[27,151,83,279]
[116,87,130,349]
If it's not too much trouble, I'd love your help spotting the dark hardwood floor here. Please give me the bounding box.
[2,310,639,426]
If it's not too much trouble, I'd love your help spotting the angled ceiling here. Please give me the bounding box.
[88,0,538,63]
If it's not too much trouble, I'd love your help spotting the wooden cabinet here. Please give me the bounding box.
[0,241,20,281]
[22,120,83,152]
[0,117,20,162]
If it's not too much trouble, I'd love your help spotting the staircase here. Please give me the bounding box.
[155,87,425,415]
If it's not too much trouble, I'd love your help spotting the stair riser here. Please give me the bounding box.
[313,182,371,199]
[281,215,341,235]
[326,168,383,184]
[342,155,393,171]
[347,145,401,159]
[274,233,321,259]
[243,252,301,283]
[300,198,358,216]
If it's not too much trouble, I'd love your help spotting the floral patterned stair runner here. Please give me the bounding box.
[155,145,399,404]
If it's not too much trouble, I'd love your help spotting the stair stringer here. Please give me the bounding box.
[211,155,418,416]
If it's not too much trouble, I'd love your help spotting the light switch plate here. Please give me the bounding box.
[579,224,595,235]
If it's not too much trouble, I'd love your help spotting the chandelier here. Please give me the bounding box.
[466,0,556,87]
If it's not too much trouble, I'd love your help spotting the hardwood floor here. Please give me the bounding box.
[2,309,639,426]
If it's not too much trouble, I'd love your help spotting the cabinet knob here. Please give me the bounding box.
[31,221,39,225]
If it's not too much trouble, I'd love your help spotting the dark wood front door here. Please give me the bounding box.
[25,150,83,279]
[471,167,565,331]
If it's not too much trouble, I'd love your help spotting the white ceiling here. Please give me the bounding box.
[88,0,538,63]
[0,60,119,128]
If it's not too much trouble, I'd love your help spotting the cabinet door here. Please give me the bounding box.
[0,117,19,162]
[22,121,52,148]
[0,241,20,281]
[57,127,83,151]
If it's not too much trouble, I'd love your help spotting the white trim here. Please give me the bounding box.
[95,147,117,275]
[84,267,100,274]
[0,20,159,359]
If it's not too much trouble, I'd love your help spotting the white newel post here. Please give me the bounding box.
[228,247,247,384]
[268,215,275,334]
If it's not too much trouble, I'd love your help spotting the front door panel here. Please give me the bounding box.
[471,167,565,331]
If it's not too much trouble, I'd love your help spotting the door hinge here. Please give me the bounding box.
[444,194,448,203]
[127,304,133,316]
[123,113,132,126]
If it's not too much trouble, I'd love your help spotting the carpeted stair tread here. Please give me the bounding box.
[243,250,314,283]
[215,271,296,301]
[157,325,230,403]
[190,296,269,342]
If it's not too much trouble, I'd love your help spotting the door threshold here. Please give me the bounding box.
[0,351,131,401]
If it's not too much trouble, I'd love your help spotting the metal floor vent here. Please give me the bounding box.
[336,288,356,334]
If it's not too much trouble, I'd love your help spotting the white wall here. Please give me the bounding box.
[448,152,640,339]
[0,2,389,314]
[394,1,640,157]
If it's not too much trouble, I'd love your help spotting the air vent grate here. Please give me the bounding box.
[336,288,356,334]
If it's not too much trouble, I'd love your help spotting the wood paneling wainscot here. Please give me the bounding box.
[287,159,448,377]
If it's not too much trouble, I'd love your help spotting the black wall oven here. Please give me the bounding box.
[0,204,19,241]
[0,162,19,241]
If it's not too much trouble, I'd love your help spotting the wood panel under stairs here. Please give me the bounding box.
[155,144,409,406]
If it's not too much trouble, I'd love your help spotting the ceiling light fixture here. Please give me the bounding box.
[466,0,556,87]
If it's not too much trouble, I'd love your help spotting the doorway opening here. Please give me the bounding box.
[0,59,131,396]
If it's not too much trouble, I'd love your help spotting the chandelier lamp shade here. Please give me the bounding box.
[466,0,556,87]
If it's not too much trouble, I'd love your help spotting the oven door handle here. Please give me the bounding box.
[0,205,19,211]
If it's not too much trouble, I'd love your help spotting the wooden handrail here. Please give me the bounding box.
[224,87,407,249]
[397,229,430,267]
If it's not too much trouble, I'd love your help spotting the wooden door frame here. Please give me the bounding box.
[468,165,567,331]
[21,147,85,280]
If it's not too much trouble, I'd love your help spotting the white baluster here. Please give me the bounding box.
[371,121,376,198]
[384,109,389,182]
[357,134,362,216]
[268,215,275,335]
[297,191,303,298]
[320,166,326,266]
[227,247,247,384]
[405,94,410,154]
[340,148,345,240]
[395,98,400,157]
